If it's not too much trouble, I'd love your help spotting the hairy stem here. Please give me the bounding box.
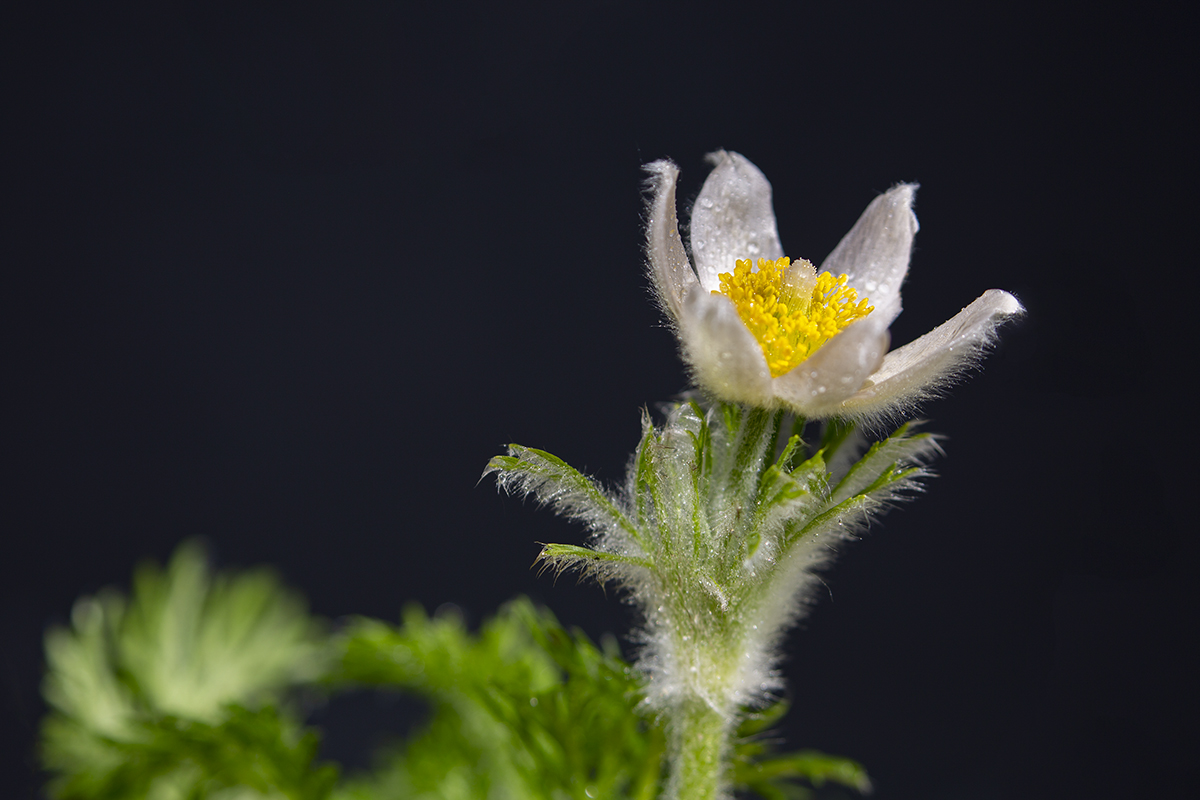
[667,697,733,800]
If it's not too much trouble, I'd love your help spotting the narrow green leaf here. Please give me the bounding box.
[774,434,801,475]
[736,698,791,737]
[632,410,659,528]
[537,543,654,574]
[830,422,937,506]
[486,444,646,549]
[743,750,871,793]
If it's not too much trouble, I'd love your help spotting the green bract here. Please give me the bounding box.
[487,401,936,798]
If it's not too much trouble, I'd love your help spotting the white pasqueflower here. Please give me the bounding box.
[645,151,1023,421]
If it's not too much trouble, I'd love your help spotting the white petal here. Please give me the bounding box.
[840,289,1025,418]
[771,315,891,416]
[644,159,698,322]
[690,151,784,292]
[680,287,773,406]
[820,184,918,327]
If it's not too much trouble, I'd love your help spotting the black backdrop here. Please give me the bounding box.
[5,3,1194,798]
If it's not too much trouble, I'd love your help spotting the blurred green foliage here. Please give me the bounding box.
[41,543,869,799]
[332,599,664,800]
[41,542,333,800]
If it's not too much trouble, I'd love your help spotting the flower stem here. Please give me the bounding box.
[667,697,733,800]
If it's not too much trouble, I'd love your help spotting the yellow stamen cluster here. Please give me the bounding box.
[714,256,874,378]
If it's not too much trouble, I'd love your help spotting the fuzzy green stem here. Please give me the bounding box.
[667,698,733,800]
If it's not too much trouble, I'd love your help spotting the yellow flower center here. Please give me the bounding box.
[714,256,874,378]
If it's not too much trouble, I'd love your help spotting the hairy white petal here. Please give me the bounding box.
[821,183,918,326]
[771,315,891,412]
[645,154,1020,423]
[644,159,698,322]
[680,288,773,405]
[690,151,784,292]
[840,289,1024,417]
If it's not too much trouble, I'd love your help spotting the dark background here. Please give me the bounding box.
[4,2,1194,798]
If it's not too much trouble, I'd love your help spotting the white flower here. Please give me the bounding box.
[645,151,1023,421]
